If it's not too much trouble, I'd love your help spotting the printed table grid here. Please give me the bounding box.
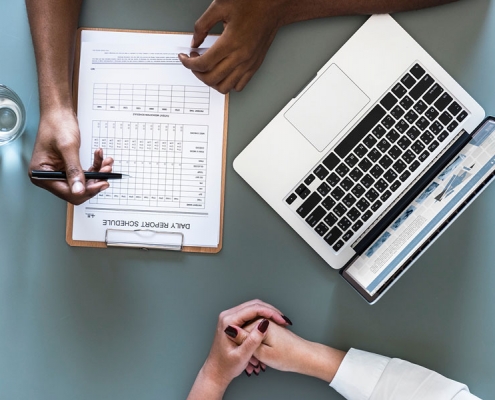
[89,120,208,209]
[93,83,211,115]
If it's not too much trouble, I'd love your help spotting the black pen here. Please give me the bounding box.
[31,170,130,180]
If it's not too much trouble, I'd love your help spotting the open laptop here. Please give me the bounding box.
[234,14,495,303]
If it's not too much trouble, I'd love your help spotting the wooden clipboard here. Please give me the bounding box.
[66,28,228,253]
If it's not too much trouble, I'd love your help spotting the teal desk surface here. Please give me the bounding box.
[1,0,495,399]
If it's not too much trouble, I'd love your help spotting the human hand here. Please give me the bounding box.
[187,300,292,399]
[29,107,113,205]
[179,0,287,93]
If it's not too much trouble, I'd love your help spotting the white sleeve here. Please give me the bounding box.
[330,348,481,400]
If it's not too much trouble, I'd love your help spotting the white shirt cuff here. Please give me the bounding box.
[330,348,390,400]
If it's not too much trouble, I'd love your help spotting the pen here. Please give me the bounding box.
[31,171,130,180]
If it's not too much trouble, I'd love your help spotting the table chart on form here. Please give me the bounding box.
[90,120,209,209]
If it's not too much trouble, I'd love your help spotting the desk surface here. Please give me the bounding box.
[1,1,495,399]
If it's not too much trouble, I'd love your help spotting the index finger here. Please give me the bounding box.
[179,33,232,73]
[222,302,291,328]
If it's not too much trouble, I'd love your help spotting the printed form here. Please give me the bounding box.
[72,30,226,247]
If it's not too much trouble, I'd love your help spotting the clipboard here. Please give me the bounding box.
[66,28,228,253]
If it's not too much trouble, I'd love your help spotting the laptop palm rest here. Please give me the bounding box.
[284,64,369,152]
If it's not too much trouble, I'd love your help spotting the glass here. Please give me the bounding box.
[0,85,26,146]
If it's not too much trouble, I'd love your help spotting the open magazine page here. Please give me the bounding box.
[347,119,495,296]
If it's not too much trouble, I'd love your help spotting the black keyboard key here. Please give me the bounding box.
[358,158,373,172]
[331,187,345,201]
[342,230,354,242]
[410,64,425,79]
[411,140,425,154]
[324,212,338,227]
[384,170,398,183]
[322,196,336,210]
[314,165,329,180]
[336,163,350,177]
[304,174,316,186]
[315,222,329,237]
[379,155,393,169]
[400,95,414,110]
[371,200,383,212]
[334,105,386,158]
[430,121,443,135]
[447,120,459,132]
[351,183,366,198]
[333,204,347,217]
[401,73,416,89]
[295,183,311,199]
[352,220,364,232]
[297,192,322,218]
[416,116,430,131]
[377,139,391,153]
[380,190,392,202]
[457,110,468,122]
[438,131,449,142]
[409,160,420,172]
[392,159,407,173]
[365,188,379,202]
[425,107,440,121]
[420,131,434,145]
[402,149,416,164]
[356,198,371,212]
[349,168,364,182]
[404,110,419,124]
[340,177,354,191]
[306,206,326,227]
[397,136,412,150]
[326,172,340,186]
[324,227,343,246]
[362,210,373,222]
[395,120,409,134]
[338,217,352,231]
[286,193,297,204]
[391,105,405,120]
[342,193,357,208]
[375,178,388,192]
[386,129,400,143]
[400,170,411,182]
[448,101,462,116]
[410,74,434,100]
[361,174,375,189]
[423,83,443,104]
[428,140,440,152]
[370,165,384,179]
[333,240,345,252]
[406,126,421,140]
[322,153,340,171]
[419,150,430,162]
[390,180,401,192]
[372,125,386,139]
[434,93,453,112]
[413,100,428,115]
[363,134,378,148]
[389,145,403,160]
[344,154,359,168]
[380,93,398,110]
[354,144,368,157]
[392,82,407,99]
[381,115,395,129]
[317,182,331,196]
[367,148,381,162]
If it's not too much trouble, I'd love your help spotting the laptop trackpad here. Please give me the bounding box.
[285,64,369,152]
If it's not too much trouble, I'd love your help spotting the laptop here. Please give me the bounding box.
[233,14,495,303]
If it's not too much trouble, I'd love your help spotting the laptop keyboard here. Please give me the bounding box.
[285,63,468,253]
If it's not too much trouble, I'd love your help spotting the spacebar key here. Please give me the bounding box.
[335,104,386,158]
[296,192,322,218]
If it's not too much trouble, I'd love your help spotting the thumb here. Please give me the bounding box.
[237,319,269,360]
[61,146,86,195]
[191,3,223,48]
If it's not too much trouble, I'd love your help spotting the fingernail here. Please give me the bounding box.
[224,325,238,338]
[253,370,259,376]
[261,365,266,372]
[245,370,251,377]
[281,315,293,326]
[258,319,269,333]
[72,181,84,194]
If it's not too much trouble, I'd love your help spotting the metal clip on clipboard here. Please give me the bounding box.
[105,229,184,251]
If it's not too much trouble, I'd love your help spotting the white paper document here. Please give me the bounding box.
[72,30,226,247]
